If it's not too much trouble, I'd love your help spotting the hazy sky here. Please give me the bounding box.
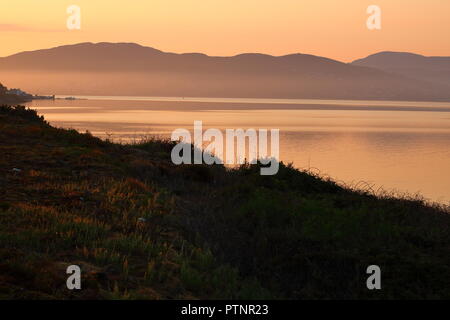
[0,0,449,62]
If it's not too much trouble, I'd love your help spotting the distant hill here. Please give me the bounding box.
[352,51,450,87]
[1,43,449,101]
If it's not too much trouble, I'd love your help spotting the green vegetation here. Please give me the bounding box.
[0,105,449,299]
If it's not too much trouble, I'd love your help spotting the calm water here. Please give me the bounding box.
[26,96,450,205]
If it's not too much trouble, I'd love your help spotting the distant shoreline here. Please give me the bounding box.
[44,95,450,112]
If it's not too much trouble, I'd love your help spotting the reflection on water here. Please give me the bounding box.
[26,97,450,204]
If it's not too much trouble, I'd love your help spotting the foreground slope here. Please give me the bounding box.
[0,105,449,299]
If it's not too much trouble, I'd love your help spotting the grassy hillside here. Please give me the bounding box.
[0,105,449,299]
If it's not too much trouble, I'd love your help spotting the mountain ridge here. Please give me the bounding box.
[351,51,450,87]
[1,43,449,101]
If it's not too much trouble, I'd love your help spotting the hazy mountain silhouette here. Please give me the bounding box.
[352,51,450,87]
[1,43,449,101]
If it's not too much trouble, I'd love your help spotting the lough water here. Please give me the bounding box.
[25,96,450,205]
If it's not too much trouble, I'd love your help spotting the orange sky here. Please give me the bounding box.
[0,0,449,62]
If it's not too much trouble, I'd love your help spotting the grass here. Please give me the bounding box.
[0,105,449,299]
